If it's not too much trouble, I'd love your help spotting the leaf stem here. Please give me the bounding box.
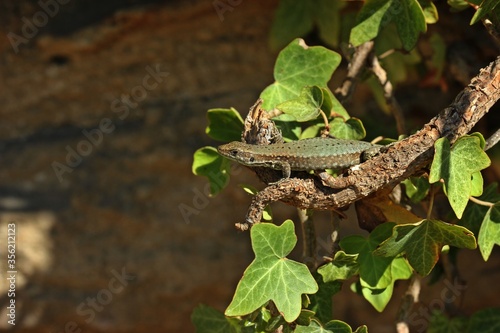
[469,196,494,207]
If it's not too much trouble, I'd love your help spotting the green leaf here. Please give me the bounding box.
[269,0,314,51]
[467,307,500,332]
[429,136,491,218]
[296,319,359,333]
[318,251,360,282]
[260,39,341,110]
[471,0,499,24]
[478,203,500,261]
[340,223,395,289]
[359,257,412,311]
[419,0,439,23]
[350,0,427,51]
[225,221,318,322]
[277,86,324,122]
[428,32,446,83]
[428,311,468,333]
[402,177,430,203]
[191,304,240,333]
[192,147,230,195]
[321,88,350,119]
[295,319,334,333]
[329,118,367,140]
[461,183,500,236]
[314,0,346,48]
[206,108,244,142]
[448,0,471,11]
[374,219,477,276]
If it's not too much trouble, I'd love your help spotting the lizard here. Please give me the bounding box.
[217,137,383,188]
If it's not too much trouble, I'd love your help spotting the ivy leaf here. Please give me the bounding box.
[340,223,395,289]
[225,220,318,322]
[314,0,346,48]
[296,319,359,333]
[467,307,500,332]
[206,108,244,142]
[269,0,313,51]
[192,147,230,195]
[350,0,426,51]
[321,87,350,119]
[374,219,477,276]
[402,176,430,203]
[461,183,500,236]
[318,251,360,282]
[277,86,324,122]
[418,0,439,23]
[429,136,491,218]
[428,311,468,333]
[260,39,341,110]
[191,304,240,333]
[478,203,500,261]
[329,118,366,140]
[359,257,413,311]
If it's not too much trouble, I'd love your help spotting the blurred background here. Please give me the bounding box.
[0,1,499,332]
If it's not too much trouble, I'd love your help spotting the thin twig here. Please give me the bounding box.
[469,196,494,207]
[334,41,374,104]
[298,209,317,270]
[485,128,500,151]
[369,52,406,135]
[396,275,421,333]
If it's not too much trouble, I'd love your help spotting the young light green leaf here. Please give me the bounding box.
[276,86,323,122]
[329,118,366,140]
[351,0,426,51]
[360,257,413,311]
[447,0,471,11]
[206,108,244,142]
[429,136,491,218]
[402,176,430,203]
[295,319,334,333]
[374,219,477,276]
[295,319,357,333]
[325,320,361,333]
[192,147,230,195]
[418,0,439,23]
[478,203,500,261]
[318,251,359,282]
[191,304,240,333]
[321,88,350,119]
[260,39,341,110]
[225,220,318,322]
[340,223,395,289]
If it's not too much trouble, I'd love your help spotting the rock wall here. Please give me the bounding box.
[0,1,499,333]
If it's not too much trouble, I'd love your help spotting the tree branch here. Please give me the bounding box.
[239,56,500,228]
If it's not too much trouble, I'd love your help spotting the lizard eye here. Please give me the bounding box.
[249,157,255,162]
[230,150,238,157]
